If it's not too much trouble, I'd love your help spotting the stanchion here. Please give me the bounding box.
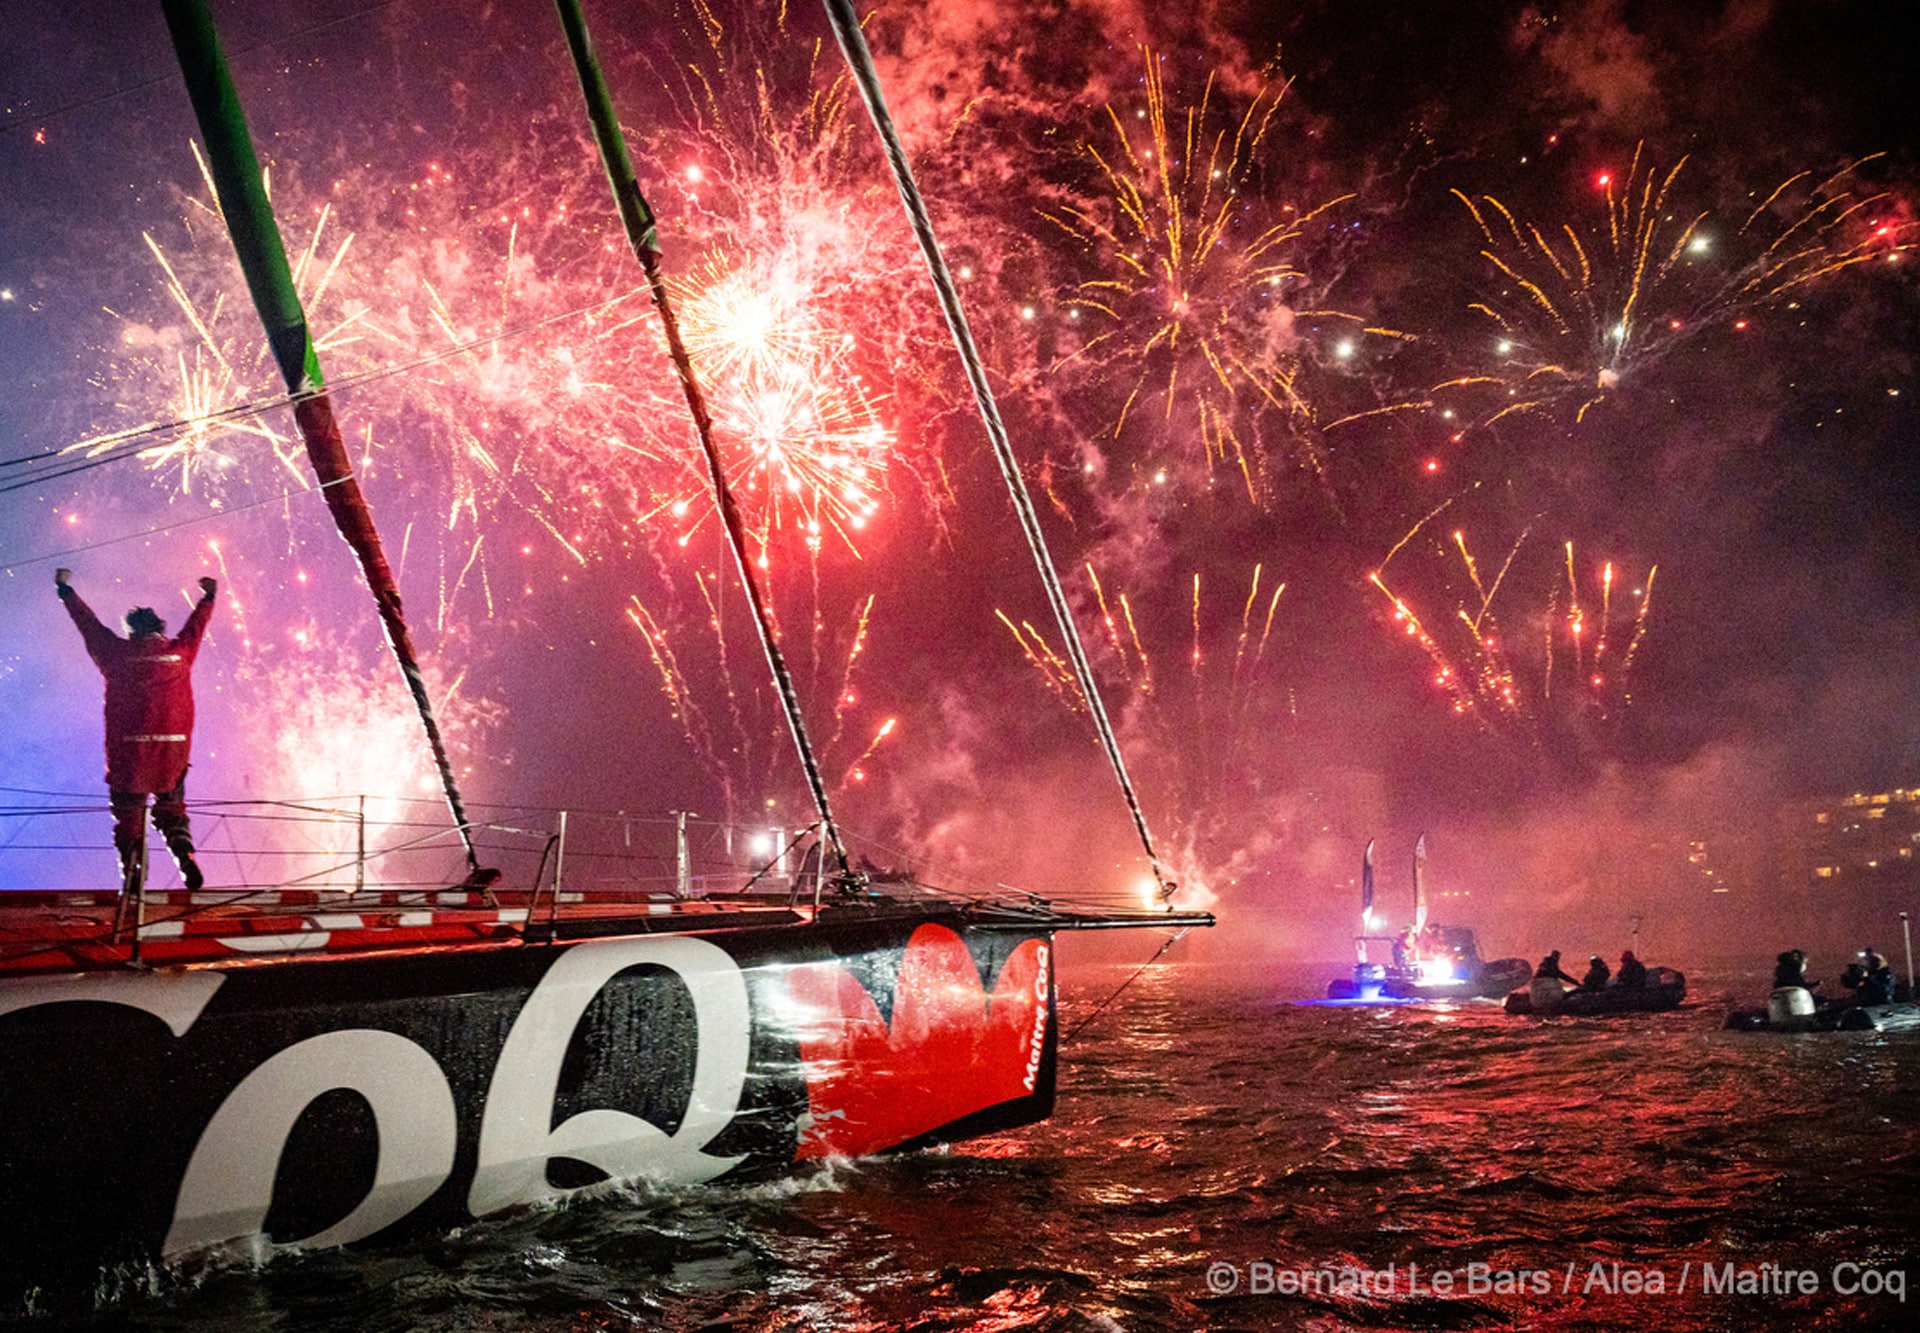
[1902,910,1914,1000]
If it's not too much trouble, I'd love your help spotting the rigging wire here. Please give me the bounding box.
[2,477,346,572]
[0,1,406,140]
[821,0,1178,901]
[1063,929,1191,1041]
[0,284,648,492]
[0,282,654,577]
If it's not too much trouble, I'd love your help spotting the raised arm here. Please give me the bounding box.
[174,577,218,656]
[55,569,120,665]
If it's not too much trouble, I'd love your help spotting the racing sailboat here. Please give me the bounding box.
[1325,835,1529,1001]
[0,0,1210,1303]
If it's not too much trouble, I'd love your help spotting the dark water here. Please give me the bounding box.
[21,961,1920,1331]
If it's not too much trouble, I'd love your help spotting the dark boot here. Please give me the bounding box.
[166,836,204,892]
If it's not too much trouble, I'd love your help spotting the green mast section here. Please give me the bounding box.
[160,0,491,886]
[159,0,321,395]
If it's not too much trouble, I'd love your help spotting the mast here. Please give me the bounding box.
[550,0,857,886]
[1412,833,1429,934]
[820,0,1176,900]
[1358,838,1375,962]
[159,0,492,887]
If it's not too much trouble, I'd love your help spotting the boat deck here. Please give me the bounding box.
[0,887,816,977]
[0,884,1212,977]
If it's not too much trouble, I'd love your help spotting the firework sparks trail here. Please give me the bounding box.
[1372,516,1657,731]
[995,609,1081,707]
[1564,540,1586,683]
[1041,48,1381,502]
[203,537,250,644]
[1117,592,1154,696]
[626,595,711,749]
[840,716,896,786]
[1083,564,1135,686]
[629,577,890,824]
[1231,563,1286,689]
[1369,568,1487,717]
[823,592,876,746]
[1439,148,1916,428]
[1000,563,1287,737]
[1190,573,1203,677]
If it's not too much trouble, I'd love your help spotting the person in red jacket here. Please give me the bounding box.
[55,567,218,892]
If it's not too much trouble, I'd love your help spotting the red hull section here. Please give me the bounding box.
[791,924,1051,1159]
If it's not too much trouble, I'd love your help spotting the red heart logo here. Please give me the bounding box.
[786,923,1050,1159]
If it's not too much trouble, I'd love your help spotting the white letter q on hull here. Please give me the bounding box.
[467,936,750,1217]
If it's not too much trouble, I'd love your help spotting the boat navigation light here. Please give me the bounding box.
[1417,957,1457,985]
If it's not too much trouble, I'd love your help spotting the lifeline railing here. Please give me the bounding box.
[0,788,829,904]
[0,788,1204,970]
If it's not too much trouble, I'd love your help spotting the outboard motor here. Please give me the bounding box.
[1767,986,1815,1030]
[1328,961,1386,1000]
[1528,975,1568,1015]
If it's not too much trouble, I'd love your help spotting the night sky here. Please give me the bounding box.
[2,0,1914,964]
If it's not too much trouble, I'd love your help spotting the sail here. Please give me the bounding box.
[1413,833,1429,933]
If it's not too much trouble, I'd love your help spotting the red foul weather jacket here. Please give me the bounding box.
[63,589,216,793]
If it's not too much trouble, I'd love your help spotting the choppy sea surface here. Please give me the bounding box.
[21,959,1920,1332]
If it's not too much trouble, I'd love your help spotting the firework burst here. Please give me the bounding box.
[78,132,680,605]
[1439,147,1915,429]
[1041,48,1378,501]
[661,249,892,559]
[629,0,957,563]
